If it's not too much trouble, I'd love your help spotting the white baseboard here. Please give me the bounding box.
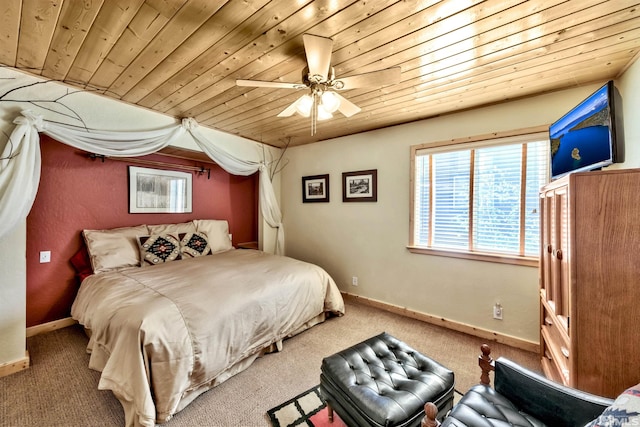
[342,292,539,353]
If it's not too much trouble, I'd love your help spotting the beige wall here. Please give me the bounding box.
[0,223,26,363]
[616,60,640,168]
[282,64,640,345]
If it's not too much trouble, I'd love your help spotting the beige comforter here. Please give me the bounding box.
[70,249,344,427]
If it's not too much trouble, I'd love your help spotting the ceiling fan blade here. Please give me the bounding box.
[333,93,361,117]
[334,66,401,90]
[303,34,333,82]
[277,94,308,117]
[236,79,304,89]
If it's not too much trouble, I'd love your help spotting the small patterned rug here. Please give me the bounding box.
[266,385,346,427]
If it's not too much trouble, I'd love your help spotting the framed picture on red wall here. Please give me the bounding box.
[129,166,193,213]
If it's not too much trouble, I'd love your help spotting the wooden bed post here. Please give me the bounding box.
[422,344,495,426]
[420,402,440,427]
[479,344,495,386]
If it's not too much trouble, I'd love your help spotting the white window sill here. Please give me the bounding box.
[407,246,539,267]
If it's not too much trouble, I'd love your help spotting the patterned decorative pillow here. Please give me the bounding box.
[179,232,211,258]
[193,219,233,254]
[585,384,640,427]
[138,234,181,266]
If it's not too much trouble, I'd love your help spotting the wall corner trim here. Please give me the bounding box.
[341,292,539,354]
[0,351,29,378]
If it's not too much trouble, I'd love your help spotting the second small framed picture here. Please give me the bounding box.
[342,169,377,202]
[302,174,330,203]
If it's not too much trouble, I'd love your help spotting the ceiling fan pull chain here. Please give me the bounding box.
[311,92,317,136]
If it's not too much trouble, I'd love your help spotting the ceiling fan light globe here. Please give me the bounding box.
[317,104,333,121]
[296,94,313,117]
[321,91,340,113]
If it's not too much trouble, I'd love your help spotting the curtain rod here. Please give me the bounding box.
[88,153,211,179]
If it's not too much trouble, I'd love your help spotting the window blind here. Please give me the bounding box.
[413,132,549,258]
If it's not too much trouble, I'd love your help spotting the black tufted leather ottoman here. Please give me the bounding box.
[320,332,455,427]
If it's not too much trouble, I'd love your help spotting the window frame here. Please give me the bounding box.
[408,126,549,267]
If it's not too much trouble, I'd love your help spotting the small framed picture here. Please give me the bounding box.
[302,174,330,203]
[342,169,377,202]
[129,166,193,213]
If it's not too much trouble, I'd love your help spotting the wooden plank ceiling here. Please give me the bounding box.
[1,0,639,148]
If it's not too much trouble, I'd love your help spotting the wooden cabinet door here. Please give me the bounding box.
[540,185,570,330]
[540,183,572,385]
[552,186,570,331]
[539,191,552,299]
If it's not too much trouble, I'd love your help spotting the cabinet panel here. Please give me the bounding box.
[540,302,570,385]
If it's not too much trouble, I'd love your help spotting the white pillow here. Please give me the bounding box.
[83,224,149,273]
[193,219,233,254]
[147,221,196,235]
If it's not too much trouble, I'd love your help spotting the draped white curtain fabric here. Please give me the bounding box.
[0,113,42,243]
[0,110,284,254]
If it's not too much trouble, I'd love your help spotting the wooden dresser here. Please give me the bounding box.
[539,168,640,398]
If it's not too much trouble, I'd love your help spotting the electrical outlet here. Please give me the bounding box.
[39,251,51,263]
[493,303,503,320]
[352,276,358,286]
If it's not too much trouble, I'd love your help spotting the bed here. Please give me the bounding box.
[70,219,345,427]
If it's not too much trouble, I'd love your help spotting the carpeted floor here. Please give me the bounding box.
[0,300,540,426]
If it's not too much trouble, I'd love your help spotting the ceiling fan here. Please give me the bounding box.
[236,34,401,135]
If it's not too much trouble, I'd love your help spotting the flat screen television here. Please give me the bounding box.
[549,80,624,180]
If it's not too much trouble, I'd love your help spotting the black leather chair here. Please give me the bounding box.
[422,346,614,427]
[320,332,455,427]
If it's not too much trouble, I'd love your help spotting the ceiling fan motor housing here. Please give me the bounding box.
[302,66,342,89]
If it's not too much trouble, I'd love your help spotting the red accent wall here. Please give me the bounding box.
[26,136,258,327]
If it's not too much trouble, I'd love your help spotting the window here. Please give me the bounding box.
[410,130,549,265]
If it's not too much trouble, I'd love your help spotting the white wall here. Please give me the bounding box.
[0,67,279,368]
[616,59,640,168]
[282,67,640,344]
[0,223,26,364]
